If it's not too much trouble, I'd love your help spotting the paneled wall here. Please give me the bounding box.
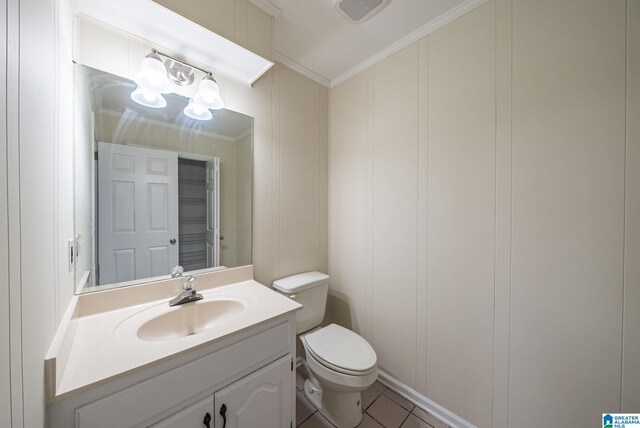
[623,0,640,412]
[2,0,76,426]
[509,0,626,424]
[371,44,419,387]
[426,5,496,425]
[272,63,329,280]
[1,0,10,425]
[329,0,639,426]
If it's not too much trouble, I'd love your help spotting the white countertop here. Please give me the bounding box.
[46,268,301,402]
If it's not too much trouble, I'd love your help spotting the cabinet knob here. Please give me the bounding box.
[203,412,211,428]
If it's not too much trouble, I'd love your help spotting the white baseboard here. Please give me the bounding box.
[376,370,477,428]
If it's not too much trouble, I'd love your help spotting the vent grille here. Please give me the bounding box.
[336,0,389,24]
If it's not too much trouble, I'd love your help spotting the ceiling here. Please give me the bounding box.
[257,0,487,87]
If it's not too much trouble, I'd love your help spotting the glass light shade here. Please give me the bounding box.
[193,77,224,110]
[184,99,213,121]
[134,54,173,94]
[130,87,167,108]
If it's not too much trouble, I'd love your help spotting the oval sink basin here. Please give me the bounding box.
[137,299,246,341]
[114,291,256,342]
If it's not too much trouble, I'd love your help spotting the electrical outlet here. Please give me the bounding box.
[68,239,75,272]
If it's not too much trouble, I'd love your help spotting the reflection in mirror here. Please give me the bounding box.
[74,64,252,293]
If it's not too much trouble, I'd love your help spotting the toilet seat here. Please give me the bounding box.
[302,324,377,376]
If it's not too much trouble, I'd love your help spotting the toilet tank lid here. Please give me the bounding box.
[272,271,330,293]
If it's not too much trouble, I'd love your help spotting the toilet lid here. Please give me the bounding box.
[303,324,377,373]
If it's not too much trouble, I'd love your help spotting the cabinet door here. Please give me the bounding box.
[151,396,214,428]
[214,356,293,428]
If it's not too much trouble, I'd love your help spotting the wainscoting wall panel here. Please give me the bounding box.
[329,0,637,426]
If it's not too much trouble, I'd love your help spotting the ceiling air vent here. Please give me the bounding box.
[335,0,390,24]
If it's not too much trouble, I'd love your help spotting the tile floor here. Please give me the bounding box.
[295,367,451,428]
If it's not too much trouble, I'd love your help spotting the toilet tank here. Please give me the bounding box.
[272,271,330,334]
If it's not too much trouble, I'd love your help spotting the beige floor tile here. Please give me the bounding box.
[298,412,336,428]
[383,389,414,411]
[411,407,448,428]
[356,413,385,427]
[361,385,384,411]
[296,391,316,426]
[370,380,386,393]
[400,414,431,428]
[366,394,410,428]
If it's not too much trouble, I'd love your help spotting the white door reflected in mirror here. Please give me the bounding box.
[98,143,180,284]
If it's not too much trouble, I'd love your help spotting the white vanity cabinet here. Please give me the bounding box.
[151,356,293,428]
[48,315,297,428]
[214,356,292,428]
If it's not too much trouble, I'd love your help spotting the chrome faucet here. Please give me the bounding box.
[169,275,203,307]
[171,265,184,278]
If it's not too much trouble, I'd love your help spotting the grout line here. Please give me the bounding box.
[296,409,317,427]
[411,408,438,428]
[398,410,412,428]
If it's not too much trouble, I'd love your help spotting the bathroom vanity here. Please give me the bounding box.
[46,266,301,428]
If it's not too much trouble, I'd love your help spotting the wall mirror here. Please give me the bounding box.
[74,64,253,293]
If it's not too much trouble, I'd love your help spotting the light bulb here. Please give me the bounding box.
[184,99,212,120]
[148,74,162,87]
[193,76,224,110]
[134,53,173,94]
[131,87,167,108]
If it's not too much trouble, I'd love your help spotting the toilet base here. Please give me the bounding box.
[304,379,363,428]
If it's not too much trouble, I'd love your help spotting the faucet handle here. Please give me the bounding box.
[183,275,196,291]
[171,265,184,278]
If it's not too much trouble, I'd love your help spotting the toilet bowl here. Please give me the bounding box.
[300,324,378,427]
[273,272,377,428]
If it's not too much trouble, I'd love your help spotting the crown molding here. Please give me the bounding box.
[248,0,282,17]
[329,0,489,87]
[273,51,331,88]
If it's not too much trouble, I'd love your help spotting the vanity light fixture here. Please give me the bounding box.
[165,59,196,87]
[131,49,225,113]
[184,99,213,121]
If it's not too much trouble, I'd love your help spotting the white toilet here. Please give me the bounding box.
[273,271,377,428]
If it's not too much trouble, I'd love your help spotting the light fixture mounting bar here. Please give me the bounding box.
[151,49,215,79]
